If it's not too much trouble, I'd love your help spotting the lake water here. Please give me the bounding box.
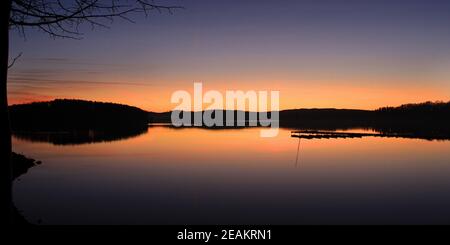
[12,126,450,224]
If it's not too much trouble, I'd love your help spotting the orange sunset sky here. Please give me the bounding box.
[8,0,450,112]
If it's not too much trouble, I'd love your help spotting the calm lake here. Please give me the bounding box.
[12,126,450,224]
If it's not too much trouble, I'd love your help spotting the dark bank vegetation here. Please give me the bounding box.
[375,101,450,122]
[9,99,149,145]
[12,152,40,179]
[10,99,149,131]
[151,101,450,126]
[153,101,450,140]
[282,101,450,125]
[281,101,450,140]
[371,101,450,140]
[11,152,40,225]
[9,99,450,141]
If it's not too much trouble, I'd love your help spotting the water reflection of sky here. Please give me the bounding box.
[12,127,450,224]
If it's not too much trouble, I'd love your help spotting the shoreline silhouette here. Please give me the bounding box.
[9,99,450,142]
[11,152,41,225]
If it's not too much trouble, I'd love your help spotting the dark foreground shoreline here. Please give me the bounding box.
[12,152,41,225]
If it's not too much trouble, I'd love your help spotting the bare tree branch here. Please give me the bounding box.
[8,52,23,69]
[9,0,184,39]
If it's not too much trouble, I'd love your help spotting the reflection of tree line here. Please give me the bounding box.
[280,101,450,141]
[13,127,148,145]
[282,124,450,141]
[291,129,450,141]
[10,99,149,145]
[10,100,450,144]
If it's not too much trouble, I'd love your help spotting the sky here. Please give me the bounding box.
[8,0,450,112]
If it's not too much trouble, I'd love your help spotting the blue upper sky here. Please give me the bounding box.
[8,0,450,110]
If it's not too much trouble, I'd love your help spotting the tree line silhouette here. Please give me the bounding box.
[375,101,450,122]
[10,99,149,131]
[9,99,450,141]
[149,101,450,127]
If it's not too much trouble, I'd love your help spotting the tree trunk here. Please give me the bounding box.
[1,0,12,225]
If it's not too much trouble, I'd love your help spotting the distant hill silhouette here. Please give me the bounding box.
[371,101,450,140]
[280,101,450,140]
[279,108,373,128]
[375,101,450,122]
[149,101,450,125]
[148,101,450,140]
[9,99,450,141]
[10,99,149,131]
[10,99,149,144]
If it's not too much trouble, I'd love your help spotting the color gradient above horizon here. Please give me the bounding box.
[8,0,450,112]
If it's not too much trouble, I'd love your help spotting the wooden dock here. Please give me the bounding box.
[291,130,410,139]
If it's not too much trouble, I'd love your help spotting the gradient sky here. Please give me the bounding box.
[8,0,450,111]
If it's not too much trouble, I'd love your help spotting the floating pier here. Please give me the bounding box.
[291,130,410,139]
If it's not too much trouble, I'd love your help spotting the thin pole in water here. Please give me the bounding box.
[295,137,301,167]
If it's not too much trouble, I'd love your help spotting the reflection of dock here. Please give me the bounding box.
[291,130,408,139]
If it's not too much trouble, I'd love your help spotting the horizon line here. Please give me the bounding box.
[8,98,450,113]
